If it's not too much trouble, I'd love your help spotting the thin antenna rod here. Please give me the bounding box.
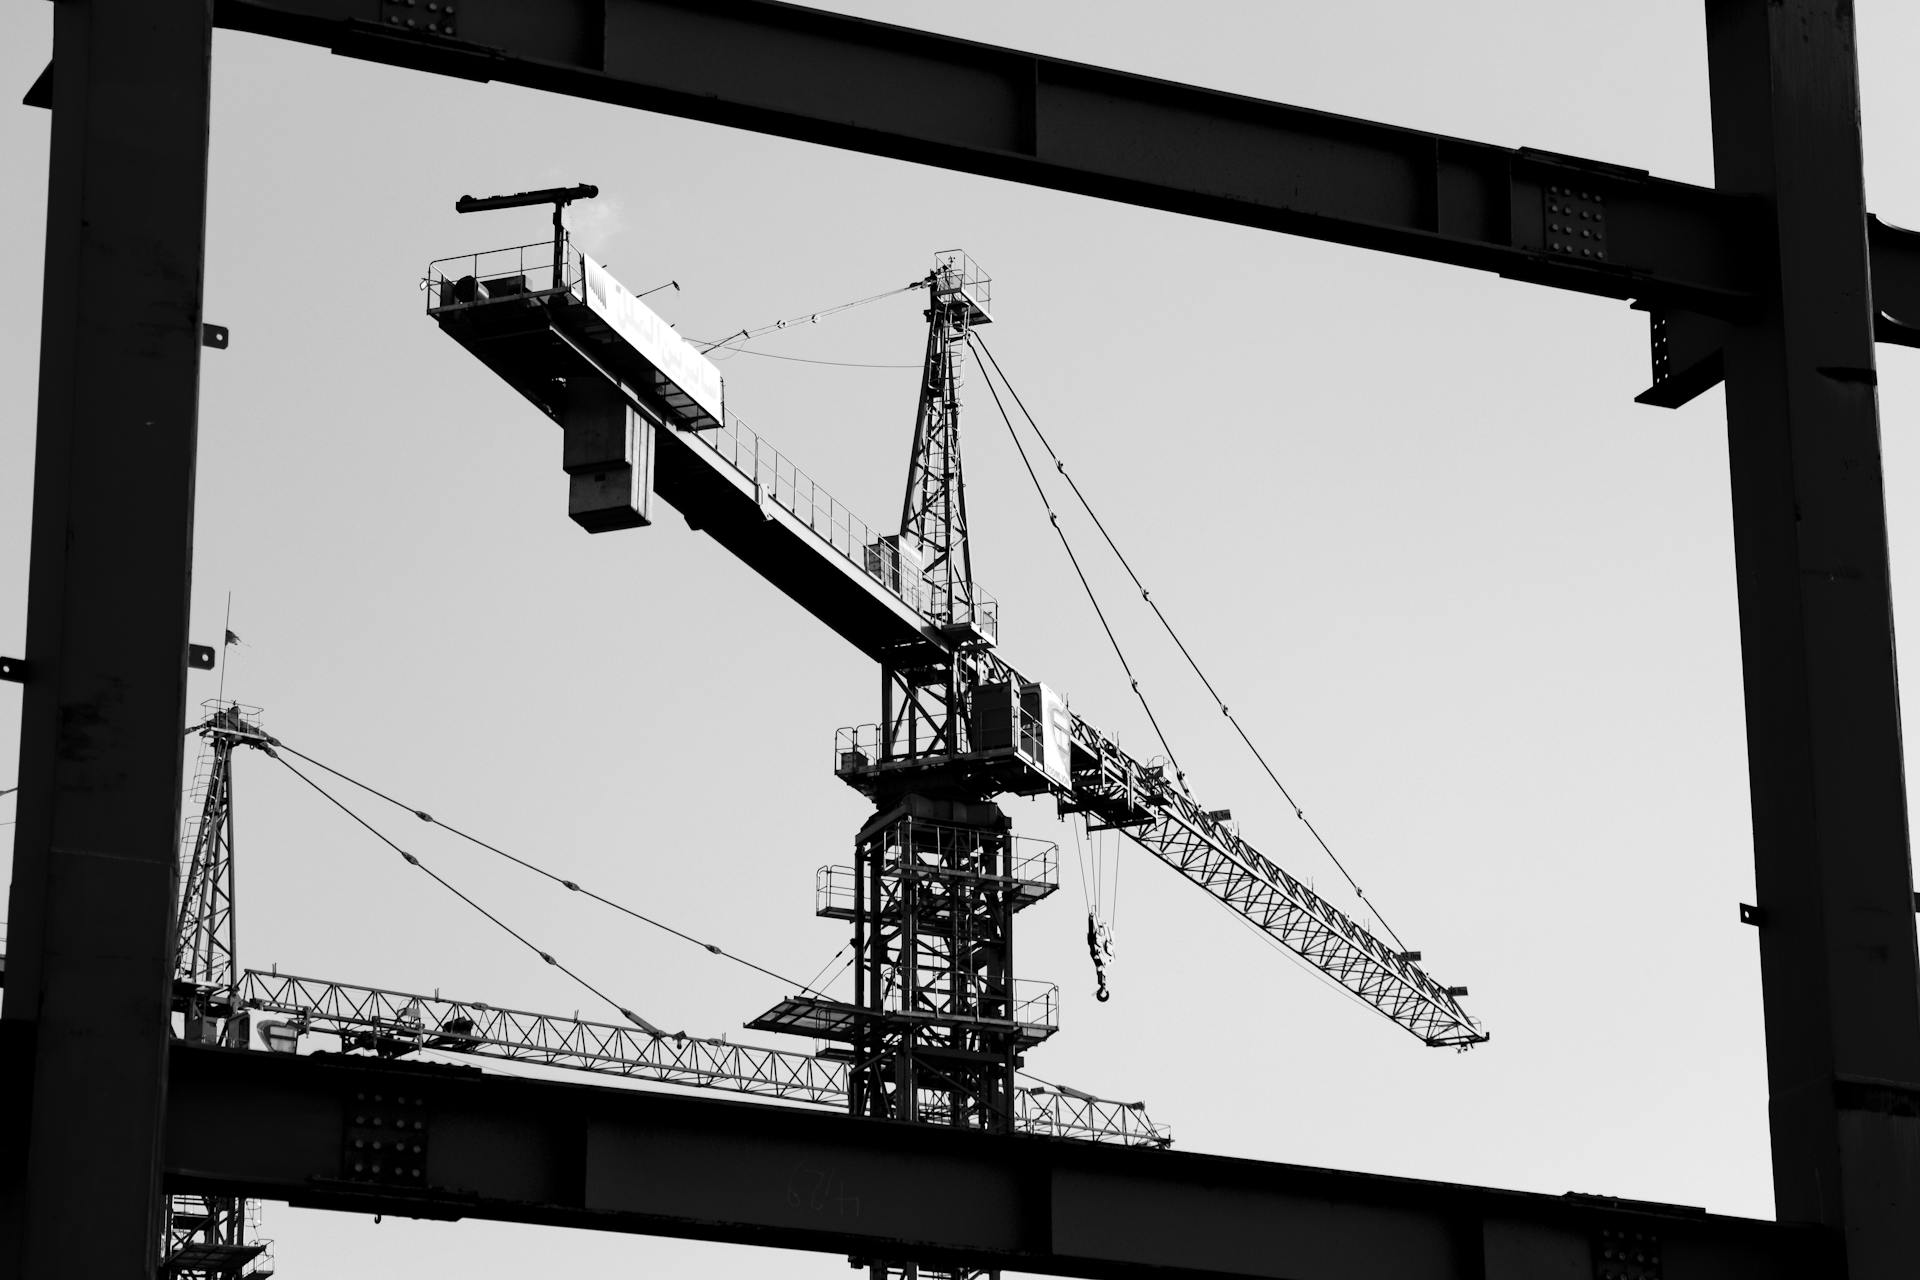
[217,592,232,707]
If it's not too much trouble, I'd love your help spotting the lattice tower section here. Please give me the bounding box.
[851,795,1052,1280]
[899,262,985,630]
[168,703,276,1278]
[175,703,266,1033]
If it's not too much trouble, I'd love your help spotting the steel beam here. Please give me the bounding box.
[160,1042,1835,1280]
[0,1,213,1276]
[205,0,1920,328]
[1704,4,1920,1279]
[211,0,1762,315]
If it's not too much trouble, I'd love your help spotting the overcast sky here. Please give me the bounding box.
[7,3,1920,1276]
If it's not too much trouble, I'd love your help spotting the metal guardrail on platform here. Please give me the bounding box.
[424,238,586,314]
[692,409,998,643]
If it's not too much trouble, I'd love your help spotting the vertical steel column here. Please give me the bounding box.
[1,0,214,1276]
[1706,3,1920,1276]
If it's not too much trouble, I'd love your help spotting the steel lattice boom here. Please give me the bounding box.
[848,647,1483,1048]
[237,971,1171,1148]
[1052,702,1481,1047]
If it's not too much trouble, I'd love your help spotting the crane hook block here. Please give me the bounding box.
[1086,912,1115,1003]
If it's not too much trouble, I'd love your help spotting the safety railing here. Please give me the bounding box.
[815,865,856,918]
[242,1200,275,1279]
[833,698,1041,777]
[1011,979,1059,1035]
[424,237,585,314]
[933,248,991,321]
[814,840,1058,917]
[692,407,998,642]
[1009,836,1058,889]
[833,724,882,776]
[868,976,1058,1037]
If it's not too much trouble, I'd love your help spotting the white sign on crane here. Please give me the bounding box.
[579,250,725,431]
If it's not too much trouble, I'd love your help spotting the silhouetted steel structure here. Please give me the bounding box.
[165,706,276,1280]
[235,969,1169,1146]
[6,3,1919,1279]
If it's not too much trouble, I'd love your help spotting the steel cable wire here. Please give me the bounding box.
[274,753,659,1031]
[697,275,931,354]
[271,741,829,997]
[969,333,1411,952]
[969,344,1192,793]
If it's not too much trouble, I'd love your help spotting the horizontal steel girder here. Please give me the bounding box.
[155,1042,1833,1280]
[214,0,1920,329]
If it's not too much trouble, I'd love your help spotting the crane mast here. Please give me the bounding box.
[780,257,1025,1280]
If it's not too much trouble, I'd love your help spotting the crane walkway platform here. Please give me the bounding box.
[747,988,1058,1050]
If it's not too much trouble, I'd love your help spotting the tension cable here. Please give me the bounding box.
[272,740,830,997]
[698,275,932,355]
[969,332,1411,953]
[274,752,663,1034]
[968,336,1192,796]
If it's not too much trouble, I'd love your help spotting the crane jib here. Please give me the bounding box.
[235,970,1172,1147]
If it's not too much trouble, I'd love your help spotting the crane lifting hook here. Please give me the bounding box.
[1086,913,1115,1003]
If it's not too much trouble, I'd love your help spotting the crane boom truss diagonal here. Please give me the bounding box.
[1093,782,1477,1046]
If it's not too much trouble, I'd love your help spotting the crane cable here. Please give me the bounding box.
[273,752,663,1034]
[969,332,1412,954]
[1071,819,1119,1003]
[800,940,855,997]
[270,740,831,999]
[968,339,1193,796]
[698,275,933,356]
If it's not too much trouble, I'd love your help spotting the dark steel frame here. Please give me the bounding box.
[6,1,1917,1277]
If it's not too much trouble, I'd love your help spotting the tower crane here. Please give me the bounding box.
[424,189,1484,1280]
[423,194,1482,1048]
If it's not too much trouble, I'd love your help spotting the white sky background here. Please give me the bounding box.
[5,1,1920,1274]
